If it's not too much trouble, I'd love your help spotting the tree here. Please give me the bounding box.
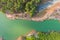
[26,35,36,40]
[25,0,37,17]
[0,0,41,17]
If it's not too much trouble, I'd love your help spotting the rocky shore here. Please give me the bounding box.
[5,1,60,21]
[17,30,60,40]
[5,12,49,21]
[48,2,60,20]
[17,30,37,40]
[0,37,2,40]
[5,12,31,20]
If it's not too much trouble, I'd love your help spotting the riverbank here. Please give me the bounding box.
[17,30,60,40]
[5,1,60,21]
[48,2,60,20]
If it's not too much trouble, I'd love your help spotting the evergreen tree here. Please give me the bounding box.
[0,0,41,17]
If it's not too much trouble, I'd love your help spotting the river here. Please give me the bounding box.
[0,12,60,40]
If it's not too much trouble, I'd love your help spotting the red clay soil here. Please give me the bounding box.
[46,2,60,16]
[32,2,60,21]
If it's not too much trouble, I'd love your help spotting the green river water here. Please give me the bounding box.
[0,12,60,40]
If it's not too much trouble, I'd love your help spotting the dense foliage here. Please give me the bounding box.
[0,0,41,17]
[25,31,60,40]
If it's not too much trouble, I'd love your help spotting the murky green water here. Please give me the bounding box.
[0,12,60,40]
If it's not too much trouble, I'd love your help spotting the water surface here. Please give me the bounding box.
[0,12,60,40]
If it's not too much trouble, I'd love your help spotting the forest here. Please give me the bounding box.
[23,31,60,40]
[0,0,41,17]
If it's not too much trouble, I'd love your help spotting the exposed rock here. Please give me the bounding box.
[17,36,24,40]
[17,30,36,40]
[5,0,60,21]
[26,30,37,36]
[0,37,2,40]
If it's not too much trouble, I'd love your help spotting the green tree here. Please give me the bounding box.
[26,35,36,40]
[0,0,41,17]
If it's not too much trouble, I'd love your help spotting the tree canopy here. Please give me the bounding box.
[25,31,60,40]
[0,0,41,17]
